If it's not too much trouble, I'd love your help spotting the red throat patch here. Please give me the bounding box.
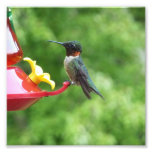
[72,51,80,56]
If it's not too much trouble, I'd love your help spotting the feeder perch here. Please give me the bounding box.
[7,8,71,111]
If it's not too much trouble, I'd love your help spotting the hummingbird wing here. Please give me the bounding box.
[74,57,104,99]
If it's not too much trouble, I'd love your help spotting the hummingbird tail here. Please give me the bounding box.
[79,77,92,99]
[80,84,92,99]
[92,88,104,100]
[80,81,104,100]
[79,79,104,99]
[76,70,104,100]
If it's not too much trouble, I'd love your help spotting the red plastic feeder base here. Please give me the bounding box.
[7,67,71,111]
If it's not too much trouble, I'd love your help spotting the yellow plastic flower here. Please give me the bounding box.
[23,57,55,90]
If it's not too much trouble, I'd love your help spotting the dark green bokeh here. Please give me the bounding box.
[7,7,145,145]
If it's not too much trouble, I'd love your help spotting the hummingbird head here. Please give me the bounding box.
[48,40,82,57]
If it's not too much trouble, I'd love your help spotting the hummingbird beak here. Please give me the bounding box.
[48,40,64,45]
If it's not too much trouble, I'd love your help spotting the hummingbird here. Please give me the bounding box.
[48,40,104,99]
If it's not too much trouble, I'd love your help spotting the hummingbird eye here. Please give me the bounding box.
[70,44,76,50]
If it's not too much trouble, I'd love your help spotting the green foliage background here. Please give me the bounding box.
[7,7,145,145]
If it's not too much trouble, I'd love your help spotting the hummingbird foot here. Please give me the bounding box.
[65,80,76,85]
[71,81,76,85]
[65,80,72,85]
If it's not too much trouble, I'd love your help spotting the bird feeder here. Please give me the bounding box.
[7,8,71,111]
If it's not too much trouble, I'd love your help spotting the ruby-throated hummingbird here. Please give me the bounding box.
[48,40,104,99]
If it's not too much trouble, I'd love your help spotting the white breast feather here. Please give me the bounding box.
[64,56,79,83]
[64,56,78,66]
